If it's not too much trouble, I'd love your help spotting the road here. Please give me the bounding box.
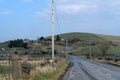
[63,56,120,80]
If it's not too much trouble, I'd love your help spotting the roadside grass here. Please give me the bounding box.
[31,59,69,80]
[72,45,120,57]
[107,46,120,54]
[73,46,101,56]
[95,60,120,67]
[0,66,11,75]
[106,61,120,67]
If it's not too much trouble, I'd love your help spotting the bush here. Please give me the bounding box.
[8,39,28,49]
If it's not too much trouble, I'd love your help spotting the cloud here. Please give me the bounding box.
[0,11,13,15]
[57,4,97,15]
[58,4,81,14]
[34,0,120,17]
[20,0,32,2]
[54,0,120,15]
[55,0,98,15]
[35,10,50,18]
[34,0,98,16]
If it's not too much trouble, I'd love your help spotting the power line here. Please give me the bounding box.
[54,1,62,34]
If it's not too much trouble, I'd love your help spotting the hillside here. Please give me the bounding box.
[58,32,105,42]
[0,41,9,48]
[96,34,120,42]
[1,32,120,49]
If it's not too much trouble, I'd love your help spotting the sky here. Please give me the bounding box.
[0,0,120,42]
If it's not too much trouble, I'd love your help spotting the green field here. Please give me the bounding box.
[107,46,120,54]
[73,46,101,56]
[57,32,120,57]
[97,34,120,42]
[59,32,105,42]
[73,45,120,57]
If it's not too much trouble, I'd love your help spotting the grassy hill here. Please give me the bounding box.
[0,41,9,48]
[1,32,120,49]
[96,34,120,42]
[59,32,105,42]
[58,32,120,56]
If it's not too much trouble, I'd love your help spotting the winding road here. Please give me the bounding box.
[63,56,120,80]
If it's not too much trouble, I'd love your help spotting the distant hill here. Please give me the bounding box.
[1,32,120,49]
[96,34,120,42]
[58,32,105,42]
[0,41,9,48]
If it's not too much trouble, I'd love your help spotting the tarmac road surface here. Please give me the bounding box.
[63,56,120,80]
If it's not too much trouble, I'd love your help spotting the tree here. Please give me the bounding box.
[8,40,14,48]
[56,35,61,41]
[97,42,110,58]
[23,43,28,49]
[8,39,28,49]
[39,36,44,41]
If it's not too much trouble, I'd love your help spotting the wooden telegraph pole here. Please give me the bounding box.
[52,0,55,63]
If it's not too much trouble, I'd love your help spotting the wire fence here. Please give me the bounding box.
[0,50,41,80]
[0,49,66,80]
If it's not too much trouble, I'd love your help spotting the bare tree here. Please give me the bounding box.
[97,41,110,58]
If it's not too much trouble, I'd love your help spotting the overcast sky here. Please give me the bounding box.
[0,0,120,42]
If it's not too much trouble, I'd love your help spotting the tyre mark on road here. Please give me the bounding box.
[78,63,98,80]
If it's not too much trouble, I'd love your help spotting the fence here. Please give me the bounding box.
[0,50,33,80]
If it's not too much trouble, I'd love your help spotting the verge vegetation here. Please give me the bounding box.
[31,59,69,80]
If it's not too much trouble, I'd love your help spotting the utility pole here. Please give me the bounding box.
[52,0,54,62]
[65,40,68,59]
[89,41,92,59]
[66,40,68,50]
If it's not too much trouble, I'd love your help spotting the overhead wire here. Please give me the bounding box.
[54,1,62,34]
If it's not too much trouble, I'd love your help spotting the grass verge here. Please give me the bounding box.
[96,60,120,67]
[31,59,69,80]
